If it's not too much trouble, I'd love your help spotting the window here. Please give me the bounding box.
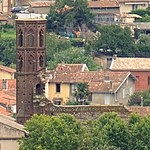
[39,30,44,47]
[2,79,7,90]
[115,92,118,101]
[148,76,150,85]
[18,30,23,47]
[56,84,60,93]
[39,55,44,67]
[123,89,125,98]
[18,55,23,72]
[132,4,138,10]
[129,87,133,96]
[36,84,41,95]
[70,83,76,94]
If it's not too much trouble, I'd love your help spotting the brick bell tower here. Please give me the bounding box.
[16,19,46,124]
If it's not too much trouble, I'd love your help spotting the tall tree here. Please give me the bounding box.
[91,112,129,150]
[46,0,94,33]
[74,83,89,104]
[95,25,136,57]
[128,115,150,150]
[19,114,86,150]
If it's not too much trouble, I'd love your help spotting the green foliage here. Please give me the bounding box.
[129,89,150,106]
[46,0,93,32]
[19,112,150,150]
[128,113,141,129]
[19,114,86,150]
[73,83,89,104]
[70,38,84,47]
[96,25,136,56]
[46,33,72,61]
[65,100,78,105]
[91,112,128,150]
[131,7,150,17]
[47,47,100,70]
[129,115,150,150]
[0,38,16,66]
[130,7,150,22]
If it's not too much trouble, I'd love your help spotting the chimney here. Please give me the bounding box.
[113,54,117,60]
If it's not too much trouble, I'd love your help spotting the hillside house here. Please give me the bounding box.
[46,68,136,105]
[88,0,120,24]
[110,57,150,92]
[118,0,150,14]
[28,1,55,14]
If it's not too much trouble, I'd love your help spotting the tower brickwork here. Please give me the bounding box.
[16,19,46,124]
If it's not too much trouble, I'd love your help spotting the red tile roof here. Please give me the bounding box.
[0,15,8,21]
[0,89,16,105]
[56,64,89,72]
[110,57,150,71]
[118,0,149,2]
[88,1,119,8]
[0,106,11,116]
[0,65,15,73]
[29,1,55,7]
[48,71,134,93]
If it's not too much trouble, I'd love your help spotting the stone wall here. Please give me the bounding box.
[33,98,133,121]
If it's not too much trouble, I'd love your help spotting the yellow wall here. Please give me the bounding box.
[120,2,148,14]
[48,83,70,104]
[0,71,14,79]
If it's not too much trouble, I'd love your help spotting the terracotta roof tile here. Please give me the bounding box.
[56,64,89,72]
[118,0,149,2]
[0,89,16,105]
[88,1,119,8]
[0,106,11,116]
[48,71,132,93]
[110,58,150,71]
[0,65,15,73]
[0,15,8,21]
[29,1,55,7]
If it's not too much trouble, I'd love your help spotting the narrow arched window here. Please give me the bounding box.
[39,30,44,47]
[18,56,23,72]
[19,30,23,47]
[27,29,35,47]
[36,84,41,95]
[39,55,43,67]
